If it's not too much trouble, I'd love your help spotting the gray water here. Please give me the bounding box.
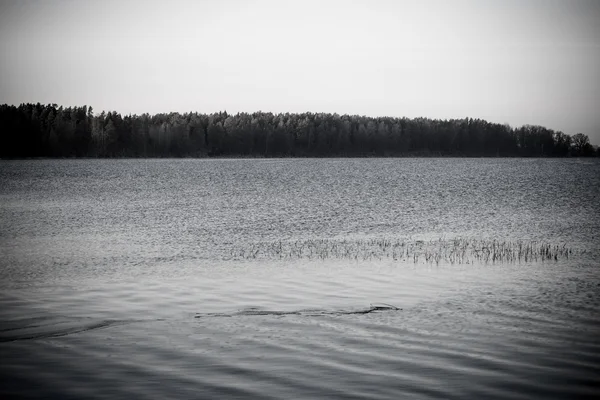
[0,158,599,399]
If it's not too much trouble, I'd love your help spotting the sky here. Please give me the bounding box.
[1,0,599,144]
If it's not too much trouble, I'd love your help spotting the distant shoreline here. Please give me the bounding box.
[2,155,599,161]
[2,103,598,159]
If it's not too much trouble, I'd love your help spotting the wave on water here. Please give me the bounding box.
[195,303,402,318]
[0,304,402,342]
[0,318,141,343]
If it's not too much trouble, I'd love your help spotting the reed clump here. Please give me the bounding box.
[230,238,573,265]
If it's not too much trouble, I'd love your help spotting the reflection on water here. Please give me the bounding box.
[1,159,599,399]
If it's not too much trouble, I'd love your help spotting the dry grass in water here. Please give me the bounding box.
[230,238,573,265]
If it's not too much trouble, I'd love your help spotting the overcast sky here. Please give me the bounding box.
[1,0,599,143]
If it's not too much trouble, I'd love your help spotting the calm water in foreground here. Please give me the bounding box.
[0,158,599,399]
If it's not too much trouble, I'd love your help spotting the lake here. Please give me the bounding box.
[1,158,599,399]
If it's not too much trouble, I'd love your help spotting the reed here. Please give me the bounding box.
[230,238,573,265]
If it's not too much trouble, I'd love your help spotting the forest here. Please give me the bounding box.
[0,103,597,158]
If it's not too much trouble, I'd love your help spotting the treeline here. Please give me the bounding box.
[1,103,597,158]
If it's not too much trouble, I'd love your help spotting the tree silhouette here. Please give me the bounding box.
[0,103,597,158]
[571,133,593,156]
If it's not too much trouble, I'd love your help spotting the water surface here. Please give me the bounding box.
[1,158,599,399]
